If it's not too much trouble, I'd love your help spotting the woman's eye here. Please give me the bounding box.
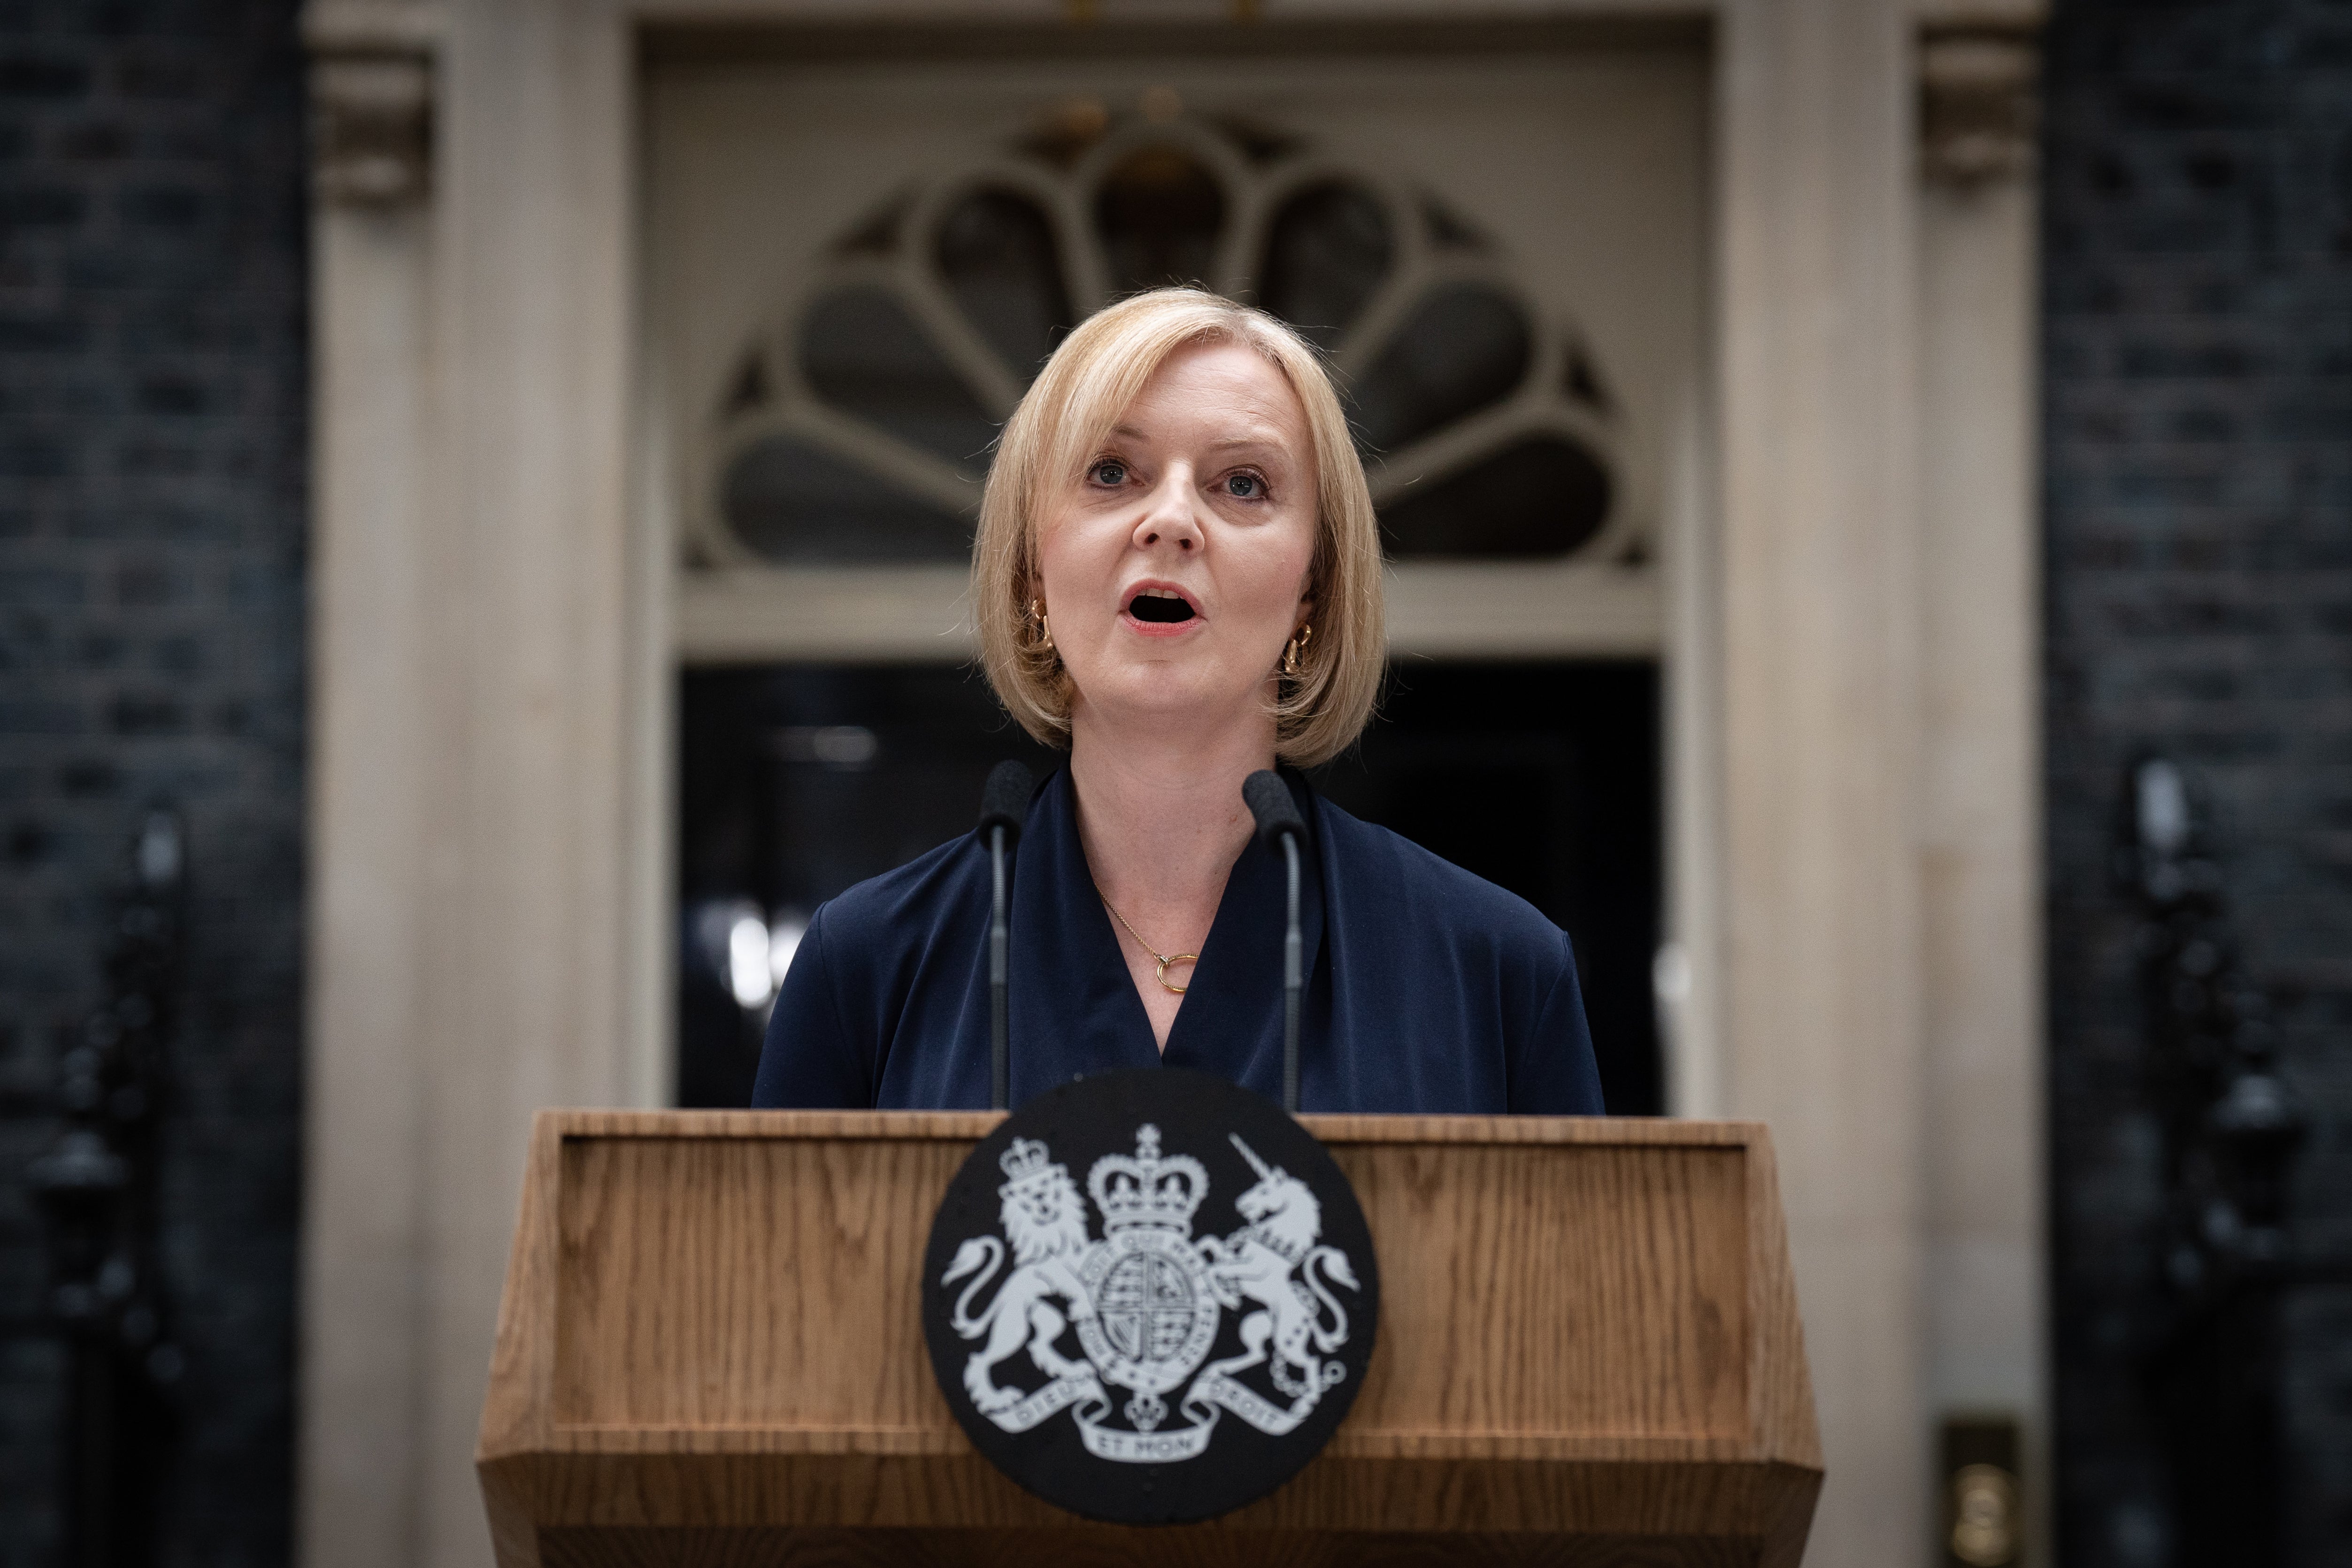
[1225,472,1265,499]
[1090,460,1128,487]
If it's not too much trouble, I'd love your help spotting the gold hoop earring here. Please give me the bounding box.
[1283,623,1312,678]
[1031,599,1053,653]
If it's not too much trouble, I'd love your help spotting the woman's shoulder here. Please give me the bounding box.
[1310,790,1571,966]
[805,830,987,960]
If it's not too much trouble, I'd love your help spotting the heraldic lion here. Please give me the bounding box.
[942,1138,1097,1413]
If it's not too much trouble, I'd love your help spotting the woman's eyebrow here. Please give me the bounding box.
[1101,425,1293,455]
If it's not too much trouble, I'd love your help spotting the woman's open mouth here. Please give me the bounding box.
[1126,586,1198,625]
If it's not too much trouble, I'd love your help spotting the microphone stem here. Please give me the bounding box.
[989,824,1009,1110]
[1282,832,1301,1115]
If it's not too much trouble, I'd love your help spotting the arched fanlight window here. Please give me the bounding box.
[693,106,1622,568]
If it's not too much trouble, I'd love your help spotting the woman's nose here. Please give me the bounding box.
[1133,474,1201,553]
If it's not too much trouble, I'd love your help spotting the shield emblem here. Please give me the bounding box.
[1076,1229,1217,1398]
[1100,1250,1192,1361]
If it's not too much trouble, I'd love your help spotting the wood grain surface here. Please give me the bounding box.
[478,1112,1820,1567]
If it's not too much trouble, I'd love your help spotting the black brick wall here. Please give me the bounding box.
[2045,1,2352,1564]
[0,0,305,1562]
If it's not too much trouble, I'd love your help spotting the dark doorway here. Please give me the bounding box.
[1310,660,1661,1115]
[676,661,1660,1113]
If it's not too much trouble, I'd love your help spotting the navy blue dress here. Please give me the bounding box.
[750,767,1604,1115]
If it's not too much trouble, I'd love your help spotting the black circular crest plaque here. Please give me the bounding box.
[921,1068,1379,1524]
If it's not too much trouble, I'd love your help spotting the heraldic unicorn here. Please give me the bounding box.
[940,1122,1363,1463]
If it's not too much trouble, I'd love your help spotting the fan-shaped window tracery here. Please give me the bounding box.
[695,109,1625,569]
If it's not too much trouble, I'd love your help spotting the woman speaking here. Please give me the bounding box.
[752,289,1603,1115]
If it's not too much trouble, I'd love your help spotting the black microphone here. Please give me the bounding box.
[1241,770,1307,1114]
[979,761,1035,1111]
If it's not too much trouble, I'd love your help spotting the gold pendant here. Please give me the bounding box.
[1155,954,1198,994]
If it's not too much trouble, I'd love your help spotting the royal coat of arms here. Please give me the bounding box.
[938,1120,1365,1465]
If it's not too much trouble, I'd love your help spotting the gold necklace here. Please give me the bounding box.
[1101,897,1199,994]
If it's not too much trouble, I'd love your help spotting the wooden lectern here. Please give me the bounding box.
[478,1111,1820,1567]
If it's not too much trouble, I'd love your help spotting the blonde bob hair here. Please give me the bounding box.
[974,288,1385,769]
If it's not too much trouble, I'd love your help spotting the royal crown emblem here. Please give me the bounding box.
[997,1137,1062,1191]
[1087,1124,1207,1233]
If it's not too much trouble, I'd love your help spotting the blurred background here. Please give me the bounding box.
[1,0,2348,1565]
